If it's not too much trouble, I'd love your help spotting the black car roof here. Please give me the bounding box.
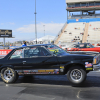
[14,44,52,49]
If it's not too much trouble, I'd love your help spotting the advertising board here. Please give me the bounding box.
[0,30,12,37]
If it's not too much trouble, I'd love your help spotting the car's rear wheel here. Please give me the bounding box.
[67,66,86,85]
[1,67,17,84]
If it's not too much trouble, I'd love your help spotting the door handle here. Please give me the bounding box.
[23,61,26,64]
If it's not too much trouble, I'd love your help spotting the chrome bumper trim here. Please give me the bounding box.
[93,63,100,71]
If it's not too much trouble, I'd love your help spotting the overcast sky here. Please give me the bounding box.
[0,0,67,42]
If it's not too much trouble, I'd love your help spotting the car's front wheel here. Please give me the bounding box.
[67,66,86,85]
[1,67,17,84]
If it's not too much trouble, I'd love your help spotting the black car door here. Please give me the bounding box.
[6,48,24,70]
[22,46,60,75]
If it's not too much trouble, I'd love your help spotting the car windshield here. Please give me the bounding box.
[69,44,77,48]
[87,43,94,48]
[45,44,69,56]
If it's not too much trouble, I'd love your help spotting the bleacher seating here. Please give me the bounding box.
[60,1,100,45]
[57,22,85,43]
[87,21,100,42]
[55,21,100,45]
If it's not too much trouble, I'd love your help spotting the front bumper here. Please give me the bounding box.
[93,63,100,71]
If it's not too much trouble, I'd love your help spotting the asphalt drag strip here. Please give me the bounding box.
[0,72,100,100]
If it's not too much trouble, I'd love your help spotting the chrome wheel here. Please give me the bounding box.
[70,69,82,82]
[4,69,13,81]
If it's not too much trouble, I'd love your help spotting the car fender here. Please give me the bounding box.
[65,61,85,66]
[62,61,85,74]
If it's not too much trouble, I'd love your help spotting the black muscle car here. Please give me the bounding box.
[0,44,100,85]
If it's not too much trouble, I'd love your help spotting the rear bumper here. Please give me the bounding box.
[93,63,100,71]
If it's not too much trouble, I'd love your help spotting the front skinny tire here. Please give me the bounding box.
[67,66,86,85]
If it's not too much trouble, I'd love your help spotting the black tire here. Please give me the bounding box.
[67,66,86,85]
[1,67,17,84]
[13,72,19,83]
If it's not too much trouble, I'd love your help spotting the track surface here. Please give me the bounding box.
[0,71,100,100]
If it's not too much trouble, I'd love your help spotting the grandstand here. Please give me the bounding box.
[54,0,100,45]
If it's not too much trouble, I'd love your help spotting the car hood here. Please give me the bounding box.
[58,53,94,62]
[67,51,99,57]
[69,54,94,60]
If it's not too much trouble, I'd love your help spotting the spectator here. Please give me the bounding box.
[22,41,27,47]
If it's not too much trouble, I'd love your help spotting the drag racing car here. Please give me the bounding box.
[67,43,100,52]
[0,44,100,85]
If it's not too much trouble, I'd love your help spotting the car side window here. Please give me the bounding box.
[24,47,51,58]
[10,49,23,59]
[24,47,39,57]
[37,47,51,56]
[10,47,52,59]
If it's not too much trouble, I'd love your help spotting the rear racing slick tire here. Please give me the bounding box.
[1,67,17,84]
[67,66,86,85]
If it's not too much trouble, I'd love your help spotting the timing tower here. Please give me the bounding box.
[66,0,100,22]
[54,0,100,45]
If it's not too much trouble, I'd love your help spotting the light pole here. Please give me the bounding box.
[43,25,45,36]
[34,0,37,44]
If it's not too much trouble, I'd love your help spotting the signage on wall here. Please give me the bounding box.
[0,30,12,37]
